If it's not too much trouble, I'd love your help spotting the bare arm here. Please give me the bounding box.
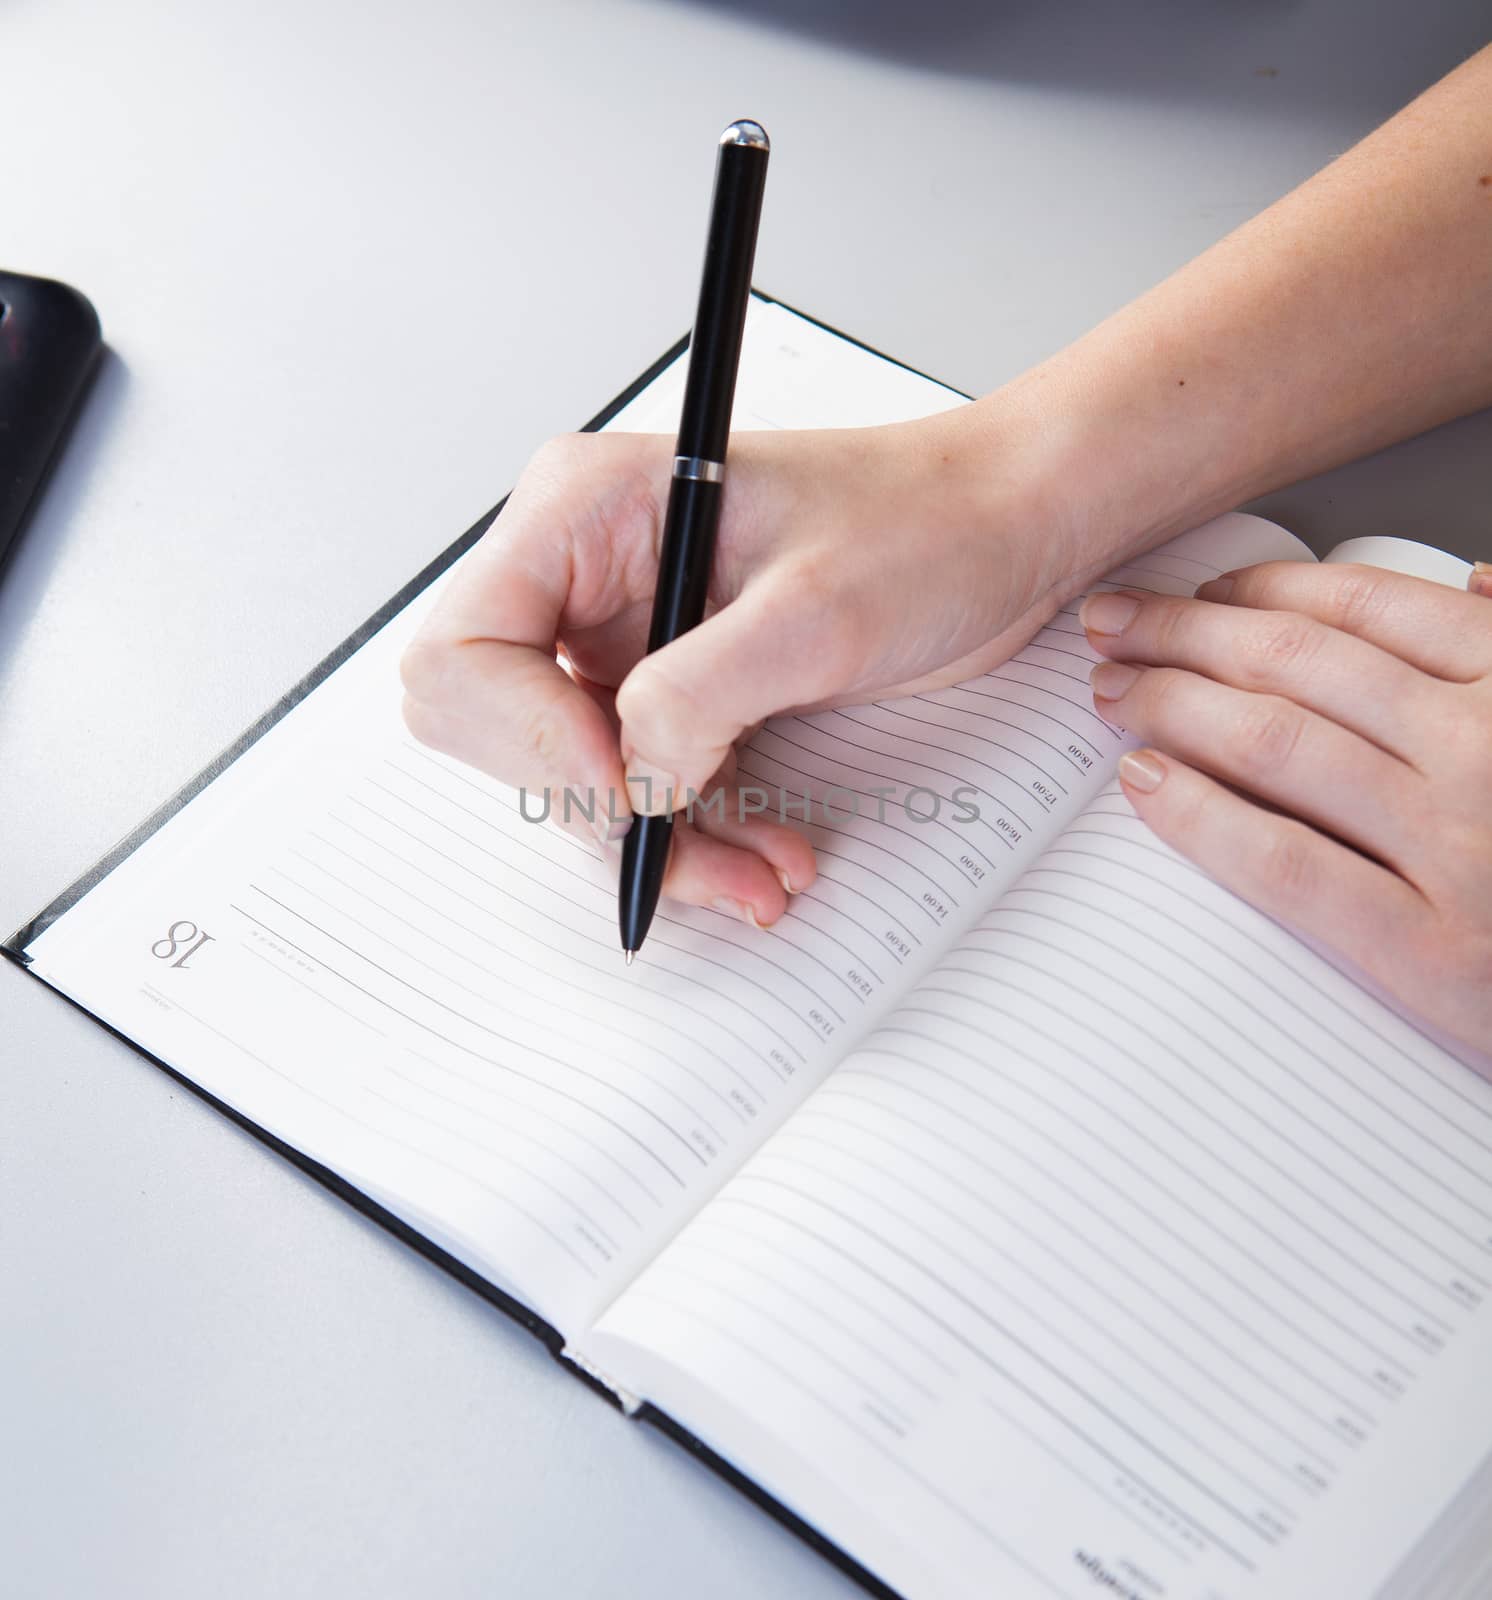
[961,42,1492,596]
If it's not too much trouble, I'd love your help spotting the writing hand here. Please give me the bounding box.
[400,416,1068,924]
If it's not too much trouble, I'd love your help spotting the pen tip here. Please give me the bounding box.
[625,950,636,967]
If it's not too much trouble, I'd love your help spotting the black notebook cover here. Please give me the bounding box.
[5,291,945,1600]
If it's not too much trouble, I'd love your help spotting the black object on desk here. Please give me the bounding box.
[617,119,770,962]
[0,270,102,575]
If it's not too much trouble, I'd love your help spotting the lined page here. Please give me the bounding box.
[24,298,1116,1337]
[584,528,1492,1600]
[588,791,1492,1600]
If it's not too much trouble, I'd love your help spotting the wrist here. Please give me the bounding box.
[891,384,1139,619]
[974,359,1273,606]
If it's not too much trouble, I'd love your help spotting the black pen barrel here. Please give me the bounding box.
[621,479,719,953]
[620,120,768,959]
[676,128,769,465]
[646,475,723,651]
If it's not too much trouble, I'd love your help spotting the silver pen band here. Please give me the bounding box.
[673,455,725,484]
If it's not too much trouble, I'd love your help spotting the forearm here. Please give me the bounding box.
[957,43,1492,596]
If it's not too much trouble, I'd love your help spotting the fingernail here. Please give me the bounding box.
[1119,750,1166,793]
[1091,661,1142,700]
[624,759,680,816]
[1195,575,1235,602]
[775,869,797,895]
[1470,562,1492,598]
[712,896,761,928]
[592,810,632,846]
[1079,592,1140,635]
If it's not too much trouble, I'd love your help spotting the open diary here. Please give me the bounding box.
[10,295,1492,1600]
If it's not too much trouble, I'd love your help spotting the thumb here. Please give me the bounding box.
[614,575,852,814]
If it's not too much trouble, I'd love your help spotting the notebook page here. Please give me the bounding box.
[23,297,1124,1338]
[1323,535,1473,588]
[588,827,1492,1600]
[582,516,1492,1600]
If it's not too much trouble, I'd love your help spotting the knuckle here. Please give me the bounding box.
[1238,614,1320,685]
[616,659,696,763]
[398,637,444,702]
[1233,696,1304,775]
[527,431,590,482]
[1259,823,1317,906]
[510,434,617,528]
[1326,565,1388,633]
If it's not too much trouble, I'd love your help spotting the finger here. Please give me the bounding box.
[615,571,852,813]
[1080,589,1440,764]
[557,809,790,928]
[1114,747,1429,1004]
[401,641,633,844]
[440,433,665,645]
[1469,562,1492,600]
[686,778,819,897]
[401,435,668,836]
[657,818,792,928]
[1092,663,1421,870]
[1195,562,1492,681]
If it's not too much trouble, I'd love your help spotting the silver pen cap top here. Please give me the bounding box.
[720,119,769,151]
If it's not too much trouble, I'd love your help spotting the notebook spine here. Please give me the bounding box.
[559,1344,642,1416]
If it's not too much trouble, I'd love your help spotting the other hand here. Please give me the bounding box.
[1081,562,1492,1052]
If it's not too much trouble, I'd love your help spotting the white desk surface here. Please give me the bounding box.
[3,2,1489,1595]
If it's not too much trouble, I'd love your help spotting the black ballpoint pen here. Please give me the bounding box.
[618,119,770,964]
